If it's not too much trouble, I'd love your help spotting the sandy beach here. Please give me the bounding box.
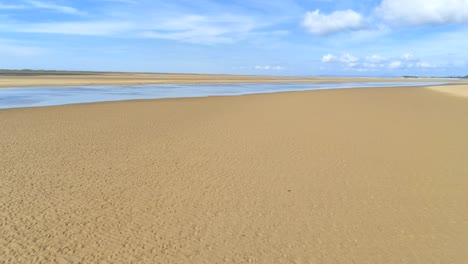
[1,85,468,263]
[426,84,468,98]
[0,72,460,88]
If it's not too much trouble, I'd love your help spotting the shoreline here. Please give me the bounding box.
[0,82,459,110]
[1,72,464,88]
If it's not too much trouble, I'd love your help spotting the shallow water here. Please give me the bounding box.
[0,82,443,109]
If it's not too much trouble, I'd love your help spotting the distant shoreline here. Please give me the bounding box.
[1,71,465,88]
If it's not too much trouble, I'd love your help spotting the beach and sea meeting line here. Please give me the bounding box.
[0,82,446,109]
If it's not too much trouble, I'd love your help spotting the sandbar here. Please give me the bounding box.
[1,84,467,263]
[0,72,462,88]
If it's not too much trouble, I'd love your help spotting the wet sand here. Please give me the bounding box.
[1,85,468,263]
[0,72,458,88]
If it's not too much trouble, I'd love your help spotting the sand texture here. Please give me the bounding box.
[0,72,460,88]
[426,84,468,98]
[1,86,468,263]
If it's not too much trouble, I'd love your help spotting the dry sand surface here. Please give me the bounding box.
[1,85,468,263]
[426,84,468,98]
[0,72,459,88]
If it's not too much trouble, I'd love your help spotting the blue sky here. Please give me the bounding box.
[1,0,467,76]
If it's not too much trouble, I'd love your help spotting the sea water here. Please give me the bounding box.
[0,82,444,109]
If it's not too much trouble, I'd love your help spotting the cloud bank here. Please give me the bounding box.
[375,0,468,26]
[303,0,468,36]
[254,65,285,70]
[321,53,435,72]
[0,0,84,15]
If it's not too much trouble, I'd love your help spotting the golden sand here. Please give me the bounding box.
[426,84,468,98]
[1,85,468,263]
[0,72,458,87]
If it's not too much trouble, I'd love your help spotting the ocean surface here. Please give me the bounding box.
[0,82,443,109]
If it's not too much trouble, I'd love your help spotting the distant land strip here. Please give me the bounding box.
[1,69,467,88]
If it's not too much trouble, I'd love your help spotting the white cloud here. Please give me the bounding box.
[0,1,85,15]
[254,65,285,70]
[340,53,358,63]
[4,21,134,36]
[402,53,413,60]
[321,54,337,62]
[303,9,366,35]
[388,61,402,69]
[388,60,434,69]
[0,1,286,45]
[375,0,468,26]
[0,13,264,45]
[365,55,386,63]
[27,0,85,15]
[141,15,259,44]
[414,62,432,68]
[322,53,435,71]
[322,53,359,65]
